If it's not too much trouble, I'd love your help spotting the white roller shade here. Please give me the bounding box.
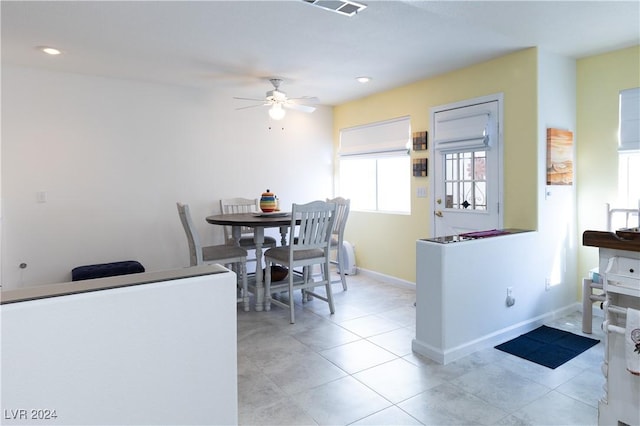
[619,87,640,152]
[339,116,410,156]
[434,111,490,152]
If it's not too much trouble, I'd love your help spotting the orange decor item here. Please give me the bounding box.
[260,189,277,212]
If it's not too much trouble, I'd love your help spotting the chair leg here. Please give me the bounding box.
[302,266,313,302]
[265,260,272,312]
[230,262,242,306]
[582,278,593,334]
[288,271,295,324]
[241,261,249,312]
[337,246,348,291]
[324,260,335,315]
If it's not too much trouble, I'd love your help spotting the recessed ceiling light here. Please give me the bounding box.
[356,76,372,83]
[38,46,62,55]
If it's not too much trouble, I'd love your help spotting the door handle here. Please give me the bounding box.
[435,211,443,217]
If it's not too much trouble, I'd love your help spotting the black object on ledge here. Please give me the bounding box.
[421,228,533,244]
[72,260,145,281]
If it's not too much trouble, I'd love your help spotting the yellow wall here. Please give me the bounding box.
[334,48,538,283]
[576,45,640,281]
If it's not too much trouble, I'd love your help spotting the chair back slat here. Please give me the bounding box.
[290,201,336,252]
[220,197,260,240]
[327,197,350,238]
[325,197,351,289]
[177,202,203,266]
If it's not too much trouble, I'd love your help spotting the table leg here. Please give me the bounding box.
[253,227,265,311]
[231,226,241,246]
[279,226,288,246]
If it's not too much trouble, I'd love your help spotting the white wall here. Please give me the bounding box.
[536,50,578,307]
[414,231,575,364]
[1,66,334,287]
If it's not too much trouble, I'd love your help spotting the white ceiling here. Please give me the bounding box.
[2,1,639,106]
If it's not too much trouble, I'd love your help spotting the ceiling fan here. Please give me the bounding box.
[233,78,318,120]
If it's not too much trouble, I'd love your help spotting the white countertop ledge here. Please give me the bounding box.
[0,264,230,305]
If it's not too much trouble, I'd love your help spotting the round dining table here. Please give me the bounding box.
[205,212,294,310]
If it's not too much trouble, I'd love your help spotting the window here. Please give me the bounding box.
[444,150,487,210]
[618,152,640,207]
[338,117,411,213]
[618,88,640,208]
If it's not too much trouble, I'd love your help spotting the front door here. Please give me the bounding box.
[431,95,503,237]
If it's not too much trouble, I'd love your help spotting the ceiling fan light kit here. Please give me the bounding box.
[268,104,286,120]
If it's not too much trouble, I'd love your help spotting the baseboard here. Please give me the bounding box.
[355,267,416,289]
[412,303,579,365]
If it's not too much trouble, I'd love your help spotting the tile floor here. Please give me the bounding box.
[237,272,605,425]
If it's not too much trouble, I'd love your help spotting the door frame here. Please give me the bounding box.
[429,93,504,236]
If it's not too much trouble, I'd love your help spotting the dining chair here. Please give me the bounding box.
[177,202,250,311]
[327,197,351,291]
[263,200,336,324]
[219,197,277,260]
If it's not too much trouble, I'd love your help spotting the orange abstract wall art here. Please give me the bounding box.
[546,128,574,185]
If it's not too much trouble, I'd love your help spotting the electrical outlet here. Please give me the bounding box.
[505,287,515,307]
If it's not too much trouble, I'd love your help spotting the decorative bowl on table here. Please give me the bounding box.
[263,265,288,282]
[260,189,277,212]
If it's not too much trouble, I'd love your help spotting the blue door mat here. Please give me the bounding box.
[495,325,599,369]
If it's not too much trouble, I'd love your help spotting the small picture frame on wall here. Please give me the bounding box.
[413,131,428,151]
[413,158,428,177]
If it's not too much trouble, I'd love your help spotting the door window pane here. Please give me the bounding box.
[444,150,487,210]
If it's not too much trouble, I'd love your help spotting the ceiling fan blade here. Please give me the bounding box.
[234,81,318,114]
[284,103,316,113]
[233,96,267,102]
[235,103,268,110]
[288,96,319,104]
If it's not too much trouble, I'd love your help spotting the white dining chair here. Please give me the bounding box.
[327,197,351,291]
[220,197,277,259]
[177,202,250,311]
[263,200,336,324]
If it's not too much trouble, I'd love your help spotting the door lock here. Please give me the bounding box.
[436,198,442,204]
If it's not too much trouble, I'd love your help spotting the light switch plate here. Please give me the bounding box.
[417,187,427,198]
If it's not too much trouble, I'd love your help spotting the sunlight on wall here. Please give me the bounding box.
[576,45,640,283]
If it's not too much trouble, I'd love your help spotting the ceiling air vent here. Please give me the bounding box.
[303,0,367,17]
